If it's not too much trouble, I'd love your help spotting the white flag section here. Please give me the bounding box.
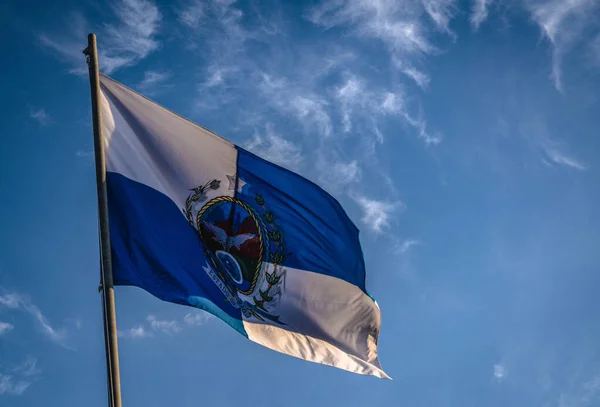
[99,73,389,379]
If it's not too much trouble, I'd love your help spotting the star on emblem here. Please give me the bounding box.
[227,174,247,193]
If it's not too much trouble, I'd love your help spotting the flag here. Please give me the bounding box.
[99,73,388,378]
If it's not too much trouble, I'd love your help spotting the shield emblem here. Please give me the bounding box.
[197,198,264,296]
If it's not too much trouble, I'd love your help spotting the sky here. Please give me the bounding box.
[1,0,600,405]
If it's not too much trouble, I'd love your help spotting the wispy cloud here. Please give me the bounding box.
[307,0,436,55]
[525,0,599,92]
[521,116,587,171]
[118,325,152,339]
[402,66,431,89]
[556,372,600,407]
[0,356,41,396]
[394,239,421,254]
[423,0,457,35]
[257,73,333,138]
[147,315,181,336]
[0,292,66,345]
[470,0,494,30]
[319,158,362,192]
[493,363,507,382]
[0,321,13,336]
[30,108,52,126]
[183,311,212,326]
[541,141,588,170]
[354,195,403,233]
[0,374,31,396]
[244,124,303,171]
[177,0,205,29]
[335,75,365,133]
[40,0,162,74]
[137,70,171,94]
[120,311,212,339]
[13,356,42,378]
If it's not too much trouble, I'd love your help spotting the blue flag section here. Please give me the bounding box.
[100,73,388,378]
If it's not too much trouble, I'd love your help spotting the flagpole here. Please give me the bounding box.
[84,33,123,407]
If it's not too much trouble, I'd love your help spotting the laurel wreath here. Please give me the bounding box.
[182,181,290,323]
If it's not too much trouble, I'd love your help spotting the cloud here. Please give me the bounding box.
[177,0,251,63]
[422,0,457,35]
[0,374,31,396]
[521,116,587,171]
[541,142,588,170]
[354,195,403,233]
[137,70,171,93]
[13,356,42,378]
[0,292,66,345]
[40,0,161,74]
[0,356,41,396]
[493,363,507,382]
[30,108,52,126]
[244,124,304,171]
[118,325,151,339]
[183,311,212,326]
[335,75,364,132]
[147,315,182,336]
[257,73,333,138]
[177,0,205,29]
[395,239,420,254]
[470,0,494,30]
[307,0,436,55]
[0,322,13,336]
[323,159,362,187]
[556,372,600,407]
[402,66,431,89]
[526,0,599,92]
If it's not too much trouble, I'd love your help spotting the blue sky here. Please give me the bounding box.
[1,0,600,405]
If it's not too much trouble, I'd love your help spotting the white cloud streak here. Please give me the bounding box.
[470,0,494,30]
[0,356,41,396]
[177,0,205,29]
[183,311,212,326]
[354,195,403,233]
[244,124,304,171]
[118,325,152,339]
[137,70,171,93]
[0,292,66,345]
[257,73,333,138]
[40,0,161,74]
[0,374,31,396]
[493,363,507,382]
[0,321,14,336]
[402,66,431,89]
[30,108,52,126]
[307,0,437,55]
[423,0,457,35]
[147,315,182,336]
[521,116,587,171]
[13,356,42,378]
[396,239,421,254]
[541,142,588,170]
[526,0,599,92]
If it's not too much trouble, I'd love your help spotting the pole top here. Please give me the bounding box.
[83,33,96,55]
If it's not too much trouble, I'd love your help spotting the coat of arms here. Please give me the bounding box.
[183,177,288,324]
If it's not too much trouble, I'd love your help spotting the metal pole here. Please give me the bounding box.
[84,33,123,407]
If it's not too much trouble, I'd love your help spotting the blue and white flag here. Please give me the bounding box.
[99,74,388,378]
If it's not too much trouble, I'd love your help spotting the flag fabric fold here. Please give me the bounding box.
[99,73,388,379]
